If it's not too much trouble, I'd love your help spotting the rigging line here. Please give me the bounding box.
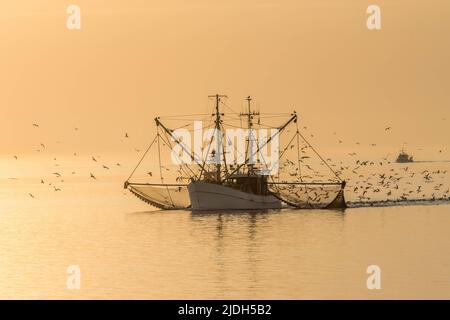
[225,113,297,180]
[159,128,197,179]
[195,112,214,180]
[160,113,211,119]
[268,182,342,185]
[256,123,279,129]
[159,132,189,179]
[267,132,297,196]
[222,117,243,122]
[220,122,251,129]
[155,117,209,176]
[198,127,217,181]
[225,134,247,167]
[296,123,311,205]
[264,112,292,115]
[159,129,197,180]
[126,134,158,183]
[171,121,212,131]
[219,100,239,114]
[295,124,303,183]
[297,131,342,182]
[219,123,228,176]
[251,129,281,195]
[165,115,213,125]
[157,130,175,208]
[258,115,292,119]
[125,182,189,187]
[179,123,216,133]
[278,132,297,160]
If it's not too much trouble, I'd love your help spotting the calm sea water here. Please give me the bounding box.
[1,173,450,299]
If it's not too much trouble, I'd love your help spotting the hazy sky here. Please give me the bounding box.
[1,0,449,158]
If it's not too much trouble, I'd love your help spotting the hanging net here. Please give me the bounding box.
[124,124,197,210]
[127,183,190,210]
[268,182,345,209]
[259,123,346,209]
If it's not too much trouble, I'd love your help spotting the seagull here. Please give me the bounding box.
[32,123,39,127]
[90,172,96,180]
[52,172,61,178]
[385,127,391,131]
[125,133,129,138]
[116,163,121,167]
[102,165,110,170]
[53,186,61,191]
[14,155,18,160]
[92,156,97,162]
[29,193,35,198]
[147,171,153,176]
[41,179,45,184]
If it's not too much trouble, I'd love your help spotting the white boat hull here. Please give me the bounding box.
[188,181,282,211]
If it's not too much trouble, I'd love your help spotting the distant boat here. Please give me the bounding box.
[396,149,413,163]
[124,94,347,210]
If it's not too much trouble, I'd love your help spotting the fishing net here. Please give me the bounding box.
[128,183,190,209]
[268,182,345,209]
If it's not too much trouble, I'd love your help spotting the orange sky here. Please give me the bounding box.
[1,0,449,159]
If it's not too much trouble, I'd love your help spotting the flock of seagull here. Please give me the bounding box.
[9,122,450,209]
[11,123,135,199]
[277,139,449,207]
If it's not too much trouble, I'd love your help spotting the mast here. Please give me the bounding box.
[208,94,227,183]
[240,96,259,173]
[224,112,298,180]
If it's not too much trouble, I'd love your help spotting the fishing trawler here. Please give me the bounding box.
[396,149,413,163]
[124,94,346,210]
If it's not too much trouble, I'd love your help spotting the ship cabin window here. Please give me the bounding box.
[228,176,268,195]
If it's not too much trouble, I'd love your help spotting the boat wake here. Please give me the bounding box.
[347,197,450,208]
